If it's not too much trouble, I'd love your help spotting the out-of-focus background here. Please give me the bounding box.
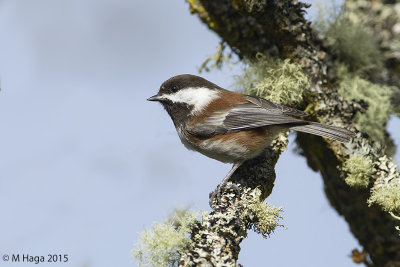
[0,1,398,266]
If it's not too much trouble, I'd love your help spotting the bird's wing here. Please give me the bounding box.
[187,95,308,137]
[243,95,308,117]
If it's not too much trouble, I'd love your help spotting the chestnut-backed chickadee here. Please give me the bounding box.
[148,74,354,199]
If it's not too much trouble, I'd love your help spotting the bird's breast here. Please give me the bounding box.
[177,126,284,163]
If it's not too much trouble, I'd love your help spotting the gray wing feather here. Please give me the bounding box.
[223,103,304,131]
[186,94,354,142]
[244,95,308,117]
[187,96,306,137]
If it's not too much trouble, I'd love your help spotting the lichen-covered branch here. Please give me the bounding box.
[345,0,400,85]
[133,146,284,267]
[180,0,400,266]
[179,186,283,266]
[343,0,400,120]
[178,138,287,266]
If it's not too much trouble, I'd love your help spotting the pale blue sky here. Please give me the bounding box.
[0,1,398,266]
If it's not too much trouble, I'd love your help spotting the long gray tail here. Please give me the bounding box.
[290,122,354,143]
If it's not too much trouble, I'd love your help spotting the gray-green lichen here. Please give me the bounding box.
[337,64,394,143]
[199,42,234,73]
[234,54,310,106]
[133,187,283,266]
[369,181,400,214]
[207,187,283,238]
[342,153,374,188]
[344,1,400,85]
[313,3,383,75]
[179,187,283,266]
[132,209,198,267]
[367,155,400,214]
[241,188,283,237]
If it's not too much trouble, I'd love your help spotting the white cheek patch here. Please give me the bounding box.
[161,87,220,114]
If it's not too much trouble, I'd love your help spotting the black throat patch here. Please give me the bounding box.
[161,100,193,128]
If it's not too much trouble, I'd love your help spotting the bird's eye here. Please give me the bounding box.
[172,86,178,92]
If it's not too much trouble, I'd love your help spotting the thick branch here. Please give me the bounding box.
[179,145,284,266]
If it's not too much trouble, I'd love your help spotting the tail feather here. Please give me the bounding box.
[290,122,354,143]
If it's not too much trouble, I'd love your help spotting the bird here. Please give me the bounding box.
[148,74,354,201]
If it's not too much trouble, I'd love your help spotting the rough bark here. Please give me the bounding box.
[179,140,287,266]
[181,0,400,266]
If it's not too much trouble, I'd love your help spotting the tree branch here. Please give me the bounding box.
[179,139,287,266]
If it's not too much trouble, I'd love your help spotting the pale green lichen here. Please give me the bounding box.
[313,3,383,75]
[234,54,310,106]
[337,64,395,142]
[199,42,234,73]
[368,181,400,213]
[342,153,374,188]
[240,188,283,237]
[133,189,283,266]
[132,209,198,267]
[367,155,400,214]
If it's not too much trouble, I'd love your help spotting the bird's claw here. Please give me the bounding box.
[209,183,240,208]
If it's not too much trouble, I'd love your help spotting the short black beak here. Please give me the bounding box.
[147,95,162,102]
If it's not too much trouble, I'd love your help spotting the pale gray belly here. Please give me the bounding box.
[176,126,285,163]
